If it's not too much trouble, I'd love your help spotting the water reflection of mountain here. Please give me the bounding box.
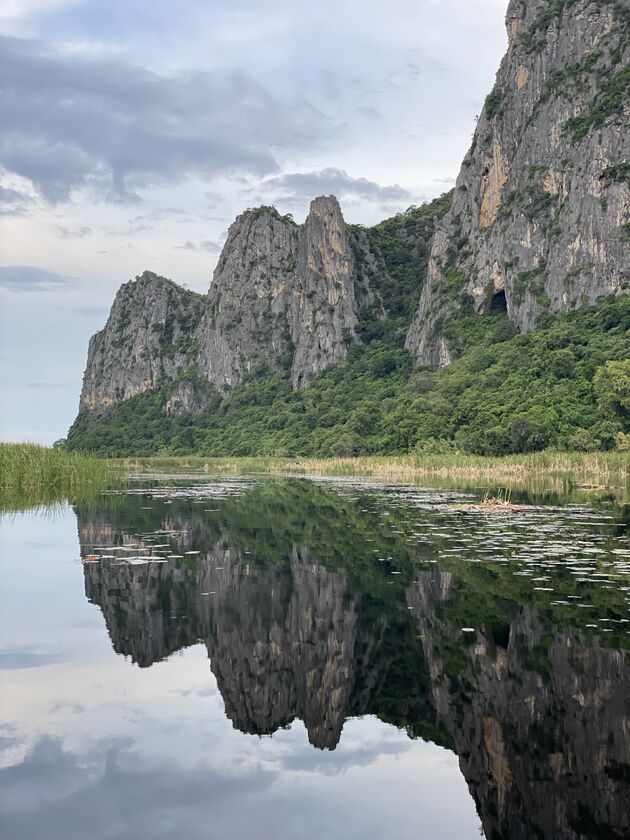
[411,571,630,840]
[76,482,630,840]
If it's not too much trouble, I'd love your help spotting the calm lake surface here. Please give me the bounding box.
[1,475,629,840]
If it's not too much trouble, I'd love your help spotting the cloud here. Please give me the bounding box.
[281,736,411,774]
[0,185,29,203]
[264,167,410,206]
[54,225,91,238]
[175,240,223,254]
[0,0,71,24]
[0,183,32,216]
[27,380,73,389]
[0,265,76,292]
[0,734,18,752]
[0,35,333,203]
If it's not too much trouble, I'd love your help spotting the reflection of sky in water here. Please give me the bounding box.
[0,506,481,840]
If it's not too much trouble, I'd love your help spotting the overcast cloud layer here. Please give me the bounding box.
[0,0,508,443]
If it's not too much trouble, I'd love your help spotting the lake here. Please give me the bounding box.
[1,475,629,839]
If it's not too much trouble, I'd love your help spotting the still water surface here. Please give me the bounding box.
[1,476,629,839]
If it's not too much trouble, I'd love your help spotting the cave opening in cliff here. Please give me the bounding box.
[490,289,507,314]
[491,623,511,649]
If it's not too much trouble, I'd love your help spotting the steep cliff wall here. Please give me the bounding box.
[196,196,378,392]
[406,0,630,366]
[195,206,300,391]
[289,197,377,388]
[79,271,205,412]
[77,196,383,417]
[74,0,630,425]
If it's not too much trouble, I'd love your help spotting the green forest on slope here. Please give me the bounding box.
[66,193,630,458]
[67,291,630,458]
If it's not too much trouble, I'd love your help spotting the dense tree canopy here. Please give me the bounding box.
[67,295,630,457]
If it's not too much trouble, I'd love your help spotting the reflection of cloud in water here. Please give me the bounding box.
[0,737,278,840]
[0,730,471,840]
[0,647,64,670]
[280,733,411,775]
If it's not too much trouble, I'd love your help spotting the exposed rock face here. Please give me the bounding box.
[77,196,381,416]
[195,207,300,391]
[196,196,377,391]
[406,0,630,367]
[79,272,204,411]
[289,197,375,388]
[163,379,212,417]
[74,2,630,413]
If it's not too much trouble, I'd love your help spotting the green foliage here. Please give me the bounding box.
[363,191,452,330]
[593,359,630,415]
[602,162,630,186]
[513,262,548,305]
[564,64,630,141]
[441,266,467,300]
[520,183,556,222]
[67,295,630,459]
[247,205,297,226]
[484,85,507,119]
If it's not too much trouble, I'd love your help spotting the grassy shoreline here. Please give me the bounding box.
[2,445,628,512]
[0,443,122,511]
[119,451,630,485]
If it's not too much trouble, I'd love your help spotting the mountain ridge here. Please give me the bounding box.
[69,0,629,455]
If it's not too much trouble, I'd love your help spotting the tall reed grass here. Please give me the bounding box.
[120,451,629,485]
[0,443,122,511]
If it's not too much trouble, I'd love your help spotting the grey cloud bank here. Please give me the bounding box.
[0,265,76,292]
[264,167,411,205]
[0,35,332,202]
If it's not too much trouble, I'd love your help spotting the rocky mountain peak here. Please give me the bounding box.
[405,0,629,367]
[290,195,369,387]
[73,0,629,433]
[77,195,383,417]
[79,271,204,412]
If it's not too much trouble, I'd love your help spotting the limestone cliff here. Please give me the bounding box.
[79,271,204,411]
[406,0,630,366]
[196,196,378,392]
[76,196,382,418]
[290,197,376,388]
[195,206,300,391]
[74,0,630,419]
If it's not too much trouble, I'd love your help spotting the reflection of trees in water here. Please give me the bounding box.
[77,481,630,839]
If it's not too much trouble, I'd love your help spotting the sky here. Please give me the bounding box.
[0,0,508,443]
